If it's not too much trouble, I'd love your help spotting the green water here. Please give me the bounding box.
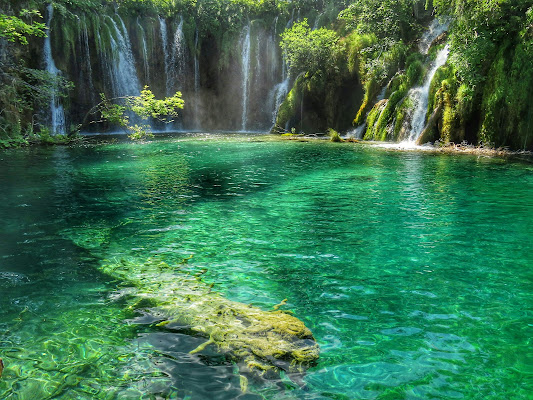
[1,133,532,399]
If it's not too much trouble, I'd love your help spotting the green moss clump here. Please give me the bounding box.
[328,128,342,142]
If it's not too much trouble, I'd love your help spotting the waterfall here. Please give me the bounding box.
[240,25,251,131]
[43,4,66,135]
[313,12,323,30]
[138,19,150,83]
[159,17,171,95]
[419,18,450,55]
[407,45,449,143]
[270,77,290,126]
[105,15,141,97]
[79,16,95,102]
[193,29,200,129]
[170,17,185,92]
[194,29,200,93]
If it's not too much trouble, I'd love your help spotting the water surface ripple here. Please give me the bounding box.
[0,135,532,399]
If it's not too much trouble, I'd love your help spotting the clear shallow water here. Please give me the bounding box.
[1,134,532,399]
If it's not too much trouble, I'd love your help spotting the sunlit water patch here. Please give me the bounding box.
[1,134,532,399]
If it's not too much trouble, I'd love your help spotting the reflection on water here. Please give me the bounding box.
[1,134,532,399]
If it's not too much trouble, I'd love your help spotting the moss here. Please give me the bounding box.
[392,96,412,139]
[363,99,386,140]
[328,128,342,142]
[99,258,319,377]
[353,78,379,125]
[479,44,508,146]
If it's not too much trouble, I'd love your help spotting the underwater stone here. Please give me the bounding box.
[100,258,319,376]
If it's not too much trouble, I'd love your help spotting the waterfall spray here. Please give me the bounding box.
[170,17,186,92]
[407,45,449,143]
[105,15,141,97]
[43,4,66,135]
[240,25,251,131]
[159,17,171,95]
[138,19,150,83]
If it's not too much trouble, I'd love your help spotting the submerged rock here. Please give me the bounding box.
[100,258,319,376]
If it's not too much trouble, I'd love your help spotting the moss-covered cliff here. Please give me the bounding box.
[1,0,532,149]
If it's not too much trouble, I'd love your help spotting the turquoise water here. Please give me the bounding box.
[1,133,532,399]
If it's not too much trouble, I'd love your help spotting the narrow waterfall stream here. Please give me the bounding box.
[407,45,449,143]
[79,16,95,103]
[43,4,66,135]
[170,17,186,92]
[138,19,150,82]
[240,25,251,131]
[159,17,171,95]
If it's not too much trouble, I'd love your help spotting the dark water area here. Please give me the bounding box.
[1,133,532,399]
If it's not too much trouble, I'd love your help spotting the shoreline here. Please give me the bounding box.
[283,134,533,160]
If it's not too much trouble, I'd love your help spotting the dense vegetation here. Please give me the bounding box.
[0,0,531,149]
[278,0,532,149]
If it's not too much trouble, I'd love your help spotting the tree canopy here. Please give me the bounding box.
[0,9,46,45]
[280,18,343,76]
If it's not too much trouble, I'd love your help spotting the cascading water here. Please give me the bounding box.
[193,29,200,129]
[159,17,171,94]
[79,16,95,102]
[406,45,449,143]
[43,13,292,133]
[170,17,186,92]
[419,18,450,55]
[270,75,290,126]
[138,19,150,83]
[194,30,200,94]
[105,15,141,97]
[43,4,66,135]
[240,25,251,131]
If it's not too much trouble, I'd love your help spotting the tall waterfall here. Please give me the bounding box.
[407,45,449,142]
[240,25,251,131]
[79,16,95,103]
[43,4,66,135]
[170,17,186,92]
[105,15,141,97]
[193,29,200,129]
[138,19,150,82]
[159,17,171,94]
[194,30,200,93]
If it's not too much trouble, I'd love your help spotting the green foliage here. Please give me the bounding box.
[338,0,419,41]
[0,9,46,45]
[88,87,184,141]
[29,126,78,145]
[130,87,185,120]
[343,23,409,126]
[280,19,343,76]
[328,127,342,142]
[433,0,531,86]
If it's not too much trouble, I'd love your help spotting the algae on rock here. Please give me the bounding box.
[100,257,319,377]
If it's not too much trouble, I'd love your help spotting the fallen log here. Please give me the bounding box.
[100,257,319,377]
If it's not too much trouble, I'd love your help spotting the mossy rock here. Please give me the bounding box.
[100,258,319,377]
